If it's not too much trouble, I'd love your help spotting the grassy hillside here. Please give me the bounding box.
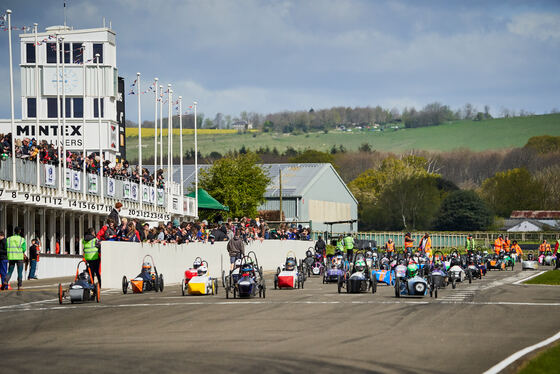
[125,114,560,162]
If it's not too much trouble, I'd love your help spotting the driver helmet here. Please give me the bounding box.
[306,250,312,257]
[355,259,366,272]
[78,270,90,282]
[285,258,296,271]
[193,259,202,269]
[142,262,152,272]
[234,259,242,267]
[241,263,253,274]
[197,265,208,276]
[407,263,418,277]
[527,253,534,261]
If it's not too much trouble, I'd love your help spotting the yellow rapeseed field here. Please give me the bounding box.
[125,128,240,137]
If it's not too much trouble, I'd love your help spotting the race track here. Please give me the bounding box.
[1,268,559,374]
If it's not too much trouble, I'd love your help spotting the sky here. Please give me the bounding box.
[0,0,559,122]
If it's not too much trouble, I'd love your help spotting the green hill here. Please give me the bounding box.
[125,113,560,161]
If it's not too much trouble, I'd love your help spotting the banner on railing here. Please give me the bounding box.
[88,174,98,193]
[150,187,156,204]
[142,185,150,202]
[45,165,56,186]
[71,171,81,190]
[107,178,116,197]
[131,183,139,201]
[157,189,164,206]
[123,181,131,199]
[65,170,71,190]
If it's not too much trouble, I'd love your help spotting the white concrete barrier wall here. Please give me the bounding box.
[35,256,83,280]
[100,240,315,289]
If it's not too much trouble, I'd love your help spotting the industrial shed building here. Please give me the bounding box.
[175,163,358,233]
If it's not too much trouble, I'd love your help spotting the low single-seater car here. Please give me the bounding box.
[58,260,100,304]
[225,252,266,299]
[338,251,376,294]
[394,261,430,298]
[275,251,305,289]
[122,255,164,294]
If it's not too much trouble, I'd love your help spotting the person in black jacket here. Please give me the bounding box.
[0,231,7,290]
[28,239,40,280]
[108,202,122,226]
[315,235,326,257]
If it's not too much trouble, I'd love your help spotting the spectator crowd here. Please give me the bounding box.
[1,133,164,187]
[96,205,312,246]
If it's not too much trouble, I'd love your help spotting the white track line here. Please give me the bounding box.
[483,330,560,374]
[513,271,545,285]
[2,299,560,313]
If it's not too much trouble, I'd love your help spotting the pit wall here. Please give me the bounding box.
[34,255,83,280]
[100,240,315,289]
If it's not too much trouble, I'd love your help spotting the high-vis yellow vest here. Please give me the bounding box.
[7,235,25,261]
[83,238,99,261]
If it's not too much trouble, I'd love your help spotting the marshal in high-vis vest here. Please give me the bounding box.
[6,227,27,289]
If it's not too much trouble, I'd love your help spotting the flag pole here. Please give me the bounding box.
[153,77,158,187]
[61,35,67,196]
[34,23,40,192]
[159,85,163,171]
[137,72,142,211]
[167,84,172,195]
[56,33,62,194]
[6,10,16,190]
[96,53,104,203]
[82,44,87,198]
[194,100,198,218]
[178,96,183,200]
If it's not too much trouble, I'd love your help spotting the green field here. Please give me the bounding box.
[524,270,560,285]
[125,114,560,162]
[518,343,560,374]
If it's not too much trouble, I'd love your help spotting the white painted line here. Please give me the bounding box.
[483,330,560,374]
[513,271,545,285]
[0,298,58,309]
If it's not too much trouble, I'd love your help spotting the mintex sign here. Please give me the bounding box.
[0,121,118,151]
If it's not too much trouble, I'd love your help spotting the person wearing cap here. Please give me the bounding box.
[465,234,475,254]
[511,240,523,258]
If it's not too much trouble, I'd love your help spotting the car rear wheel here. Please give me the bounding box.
[58,283,63,304]
[96,284,100,303]
[122,276,128,295]
[159,274,164,292]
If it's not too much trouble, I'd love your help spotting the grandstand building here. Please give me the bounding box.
[0,24,196,255]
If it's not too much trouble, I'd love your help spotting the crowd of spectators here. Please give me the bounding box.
[1,133,164,187]
[95,209,312,245]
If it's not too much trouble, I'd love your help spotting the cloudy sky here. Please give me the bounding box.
[1,0,559,121]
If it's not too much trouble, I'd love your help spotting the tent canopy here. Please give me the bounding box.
[187,188,229,211]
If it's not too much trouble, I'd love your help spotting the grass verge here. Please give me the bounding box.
[524,270,560,285]
[518,343,560,374]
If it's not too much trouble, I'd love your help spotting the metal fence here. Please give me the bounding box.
[313,231,560,249]
[0,157,168,206]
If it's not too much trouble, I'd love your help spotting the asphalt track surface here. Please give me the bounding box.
[2,267,560,374]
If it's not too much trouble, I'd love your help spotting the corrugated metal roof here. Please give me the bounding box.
[146,163,334,198]
[511,211,560,219]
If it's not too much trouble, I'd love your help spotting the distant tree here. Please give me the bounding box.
[480,168,546,217]
[289,150,334,164]
[358,143,373,153]
[198,152,270,218]
[262,120,274,133]
[433,190,493,231]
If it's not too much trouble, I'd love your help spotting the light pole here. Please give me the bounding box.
[153,77,158,185]
[96,53,104,203]
[137,72,142,210]
[193,100,198,217]
[34,23,40,192]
